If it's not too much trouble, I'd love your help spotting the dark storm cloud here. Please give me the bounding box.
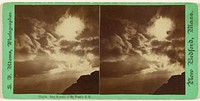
[81,38,99,48]
[77,26,99,39]
[59,40,79,48]
[14,16,59,61]
[88,47,99,56]
[100,55,149,78]
[60,47,85,57]
[76,6,99,42]
[59,38,99,57]
[60,46,99,57]
[101,6,159,25]
[151,39,185,66]
[100,17,125,38]
[15,17,34,35]
[149,6,185,41]
[15,5,99,38]
[100,6,157,61]
[159,6,185,20]
[15,6,70,24]
[100,39,124,61]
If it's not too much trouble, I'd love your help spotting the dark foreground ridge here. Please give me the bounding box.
[62,71,99,94]
[154,72,185,94]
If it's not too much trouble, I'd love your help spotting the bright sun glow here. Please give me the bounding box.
[48,52,96,75]
[147,16,174,40]
[55,16,85,41]
[141,53,184,76]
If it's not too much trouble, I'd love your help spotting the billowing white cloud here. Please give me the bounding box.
[15,33,38,62]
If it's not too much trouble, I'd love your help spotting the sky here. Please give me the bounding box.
[14,6,99,94]
[100,6,185,94]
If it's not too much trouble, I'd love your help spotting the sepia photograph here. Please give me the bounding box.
[100,6,185,94]
[14,5,100,94]
[14,5,185,95]
[2,1,199,100]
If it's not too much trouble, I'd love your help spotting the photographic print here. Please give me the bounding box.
[2,2,198,99]
[14,5,100,94]
[100,6,185,94]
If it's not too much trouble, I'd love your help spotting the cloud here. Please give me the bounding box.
[14,56,56,77]
[14,16,60,61]
[73,6,99,41]
[150,39,185,66]
[59,38,99,58]
[100,55,149,78]
[101,6,159,25]
[15,33,39,61]
[80,38,99,49]
[15,53,97,77]
[101,34,137,62]
[15,6,71,24]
